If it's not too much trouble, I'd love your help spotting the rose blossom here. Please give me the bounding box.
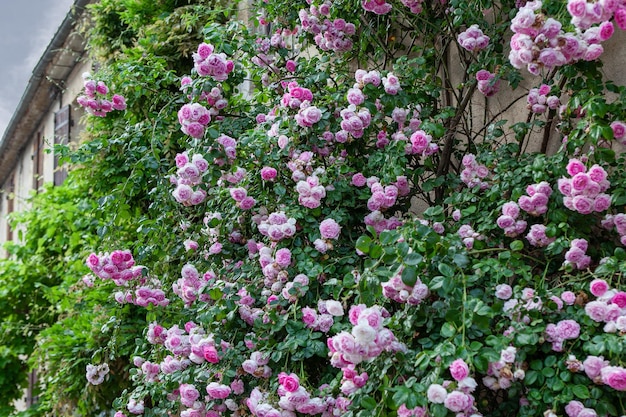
[495,284,513,300]
[601,366,626,390]
[443,391,471,412]
[319,218,341,239]
[426,384,447,403]
[589,279,609,297]
[449,358,470,381]
[206,382,232,399]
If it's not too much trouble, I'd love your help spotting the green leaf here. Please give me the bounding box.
[510,240,524,251]
[401,266,418,286]
[356,236,371,254]
[403,252,423,266]
[360,395,377,410]
[441,322,456,338]
[438,263,454,277]
[572,385,590,399]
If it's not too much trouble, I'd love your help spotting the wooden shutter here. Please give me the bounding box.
[53,105,71,186]
[32,131,44,191]
[6,174,15,242]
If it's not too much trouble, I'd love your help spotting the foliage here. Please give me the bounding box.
[4,0,626,416]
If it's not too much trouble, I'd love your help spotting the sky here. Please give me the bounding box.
[0,0,75,138]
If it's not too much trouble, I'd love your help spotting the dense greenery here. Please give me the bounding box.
[2,0,626,416]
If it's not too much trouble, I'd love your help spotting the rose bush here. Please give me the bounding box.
[4,0,626,416]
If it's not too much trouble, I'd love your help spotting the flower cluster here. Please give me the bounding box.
[458,24,490,52]
[460,154,489,189]
[382,72,401,95]
[86,363,110,385]
[476,69,500,97]
[362,0,392,15]
[564,400,601,417]
[509,1,614,75]
[527,84,561,114]
[328,304,404,370]
[171,152,209,206]
[296,175,326,208]
[406,129,438,156]
[338,105,371,139]
[567,0,623,30]
[518,181,552,216]
[314,218,341,253]
[177,102,211,138]
[526,224,555,247]
[295,103,323,128]
[114,279,170,308]
[496,201,528,237]
[257,211,297,241]
[381,267,429,305]
[558,159,611,214]
[77,72,127,117]
[601,213,626,245]
[583,278,626,333]
[545,319,581,351]
[458,224,481,249]
[172,263,210,306]
[298,8,356,53]
[563,238,591,270]
[483,347,525,390]
[400,0,424,13]
[302,300,342,333]
[281,81,314,109]
[426,359,479,414]
[86,250,144,284]
[193,42,234,81]
[367,180,398,212]
[230,186,257,210]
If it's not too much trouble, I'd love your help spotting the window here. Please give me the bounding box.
[53,105,71,186]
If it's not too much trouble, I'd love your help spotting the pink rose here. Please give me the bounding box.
[566,159,586,176]
[443,391,471,412]
[589,279,609,297]
[260,166,278,181]
[495,284,513,300]
[320,218,341,239]
[279,372,300,392]
[203,345,220,363]
[449,358,470,381]
[601,366,626,390]
[206,382,232,399]
[179,383,200,407]
[611,291,626,308]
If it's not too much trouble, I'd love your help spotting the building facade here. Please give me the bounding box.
[0,0,93,257]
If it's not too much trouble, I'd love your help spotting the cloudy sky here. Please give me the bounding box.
[0,0,75,138]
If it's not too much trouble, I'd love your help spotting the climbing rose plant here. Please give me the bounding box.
[77,0,626,416]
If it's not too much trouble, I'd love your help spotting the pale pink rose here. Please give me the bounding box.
[426,384,447,403]
[495,284,513,300]
[320,218,341,239]
[443,391,471,412]
[585,300,607,322]
[325,299,344,316]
